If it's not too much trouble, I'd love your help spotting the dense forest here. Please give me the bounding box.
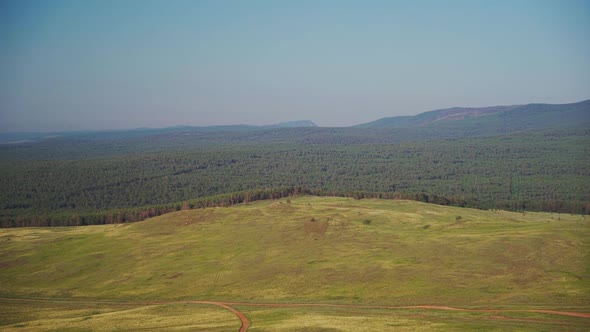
[1,125,588,227]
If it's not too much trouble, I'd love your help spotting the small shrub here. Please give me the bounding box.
[363,219,372,225]
[455,216,462,221]
[423,224,431,229]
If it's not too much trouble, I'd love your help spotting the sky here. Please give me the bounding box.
[1,0,589,132]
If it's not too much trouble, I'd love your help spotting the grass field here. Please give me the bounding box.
[1,196,589,330]
[0,300,238,331]
[2,299,589,331]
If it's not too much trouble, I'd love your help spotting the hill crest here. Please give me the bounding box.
[355,99,590,128]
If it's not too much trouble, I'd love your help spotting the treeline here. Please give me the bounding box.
[0,187,296,227]
[2,187,588,227]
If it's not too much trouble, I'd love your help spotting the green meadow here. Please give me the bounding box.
[1,196,589,330]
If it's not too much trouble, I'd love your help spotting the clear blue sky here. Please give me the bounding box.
[1,0,589,131]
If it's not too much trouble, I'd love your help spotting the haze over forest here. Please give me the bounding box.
[1,0,589,132]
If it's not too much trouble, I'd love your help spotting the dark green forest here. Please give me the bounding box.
[1,124,589,227]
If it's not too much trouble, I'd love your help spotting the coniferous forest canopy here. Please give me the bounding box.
[1,115,589,227]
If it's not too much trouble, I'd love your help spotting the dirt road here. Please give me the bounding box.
[2,297,589,331]
[189,301,249,332]
[225,302,590,319]
[0,297,249,332]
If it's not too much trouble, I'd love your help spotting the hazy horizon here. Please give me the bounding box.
[1,0,589,132]
[1,98,590,134]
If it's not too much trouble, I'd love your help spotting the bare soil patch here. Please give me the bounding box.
[304,220,328,236]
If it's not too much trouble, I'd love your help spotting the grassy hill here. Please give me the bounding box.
[1,196,589,330]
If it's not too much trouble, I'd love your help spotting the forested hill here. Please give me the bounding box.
[354,99,590,129]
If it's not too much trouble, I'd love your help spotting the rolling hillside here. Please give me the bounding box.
[1,196,589,330]
[355,100,590,130]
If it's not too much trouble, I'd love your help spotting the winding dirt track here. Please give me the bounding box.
[187,301,249,332]
[0,297,250,332]
[223,302,590,319]
[2,297,589,331]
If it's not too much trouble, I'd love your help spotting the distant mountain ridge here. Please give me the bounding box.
[0,120,317,144]
[355,100,590,128]
[1,100,589,144]
[274,120,317,128]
